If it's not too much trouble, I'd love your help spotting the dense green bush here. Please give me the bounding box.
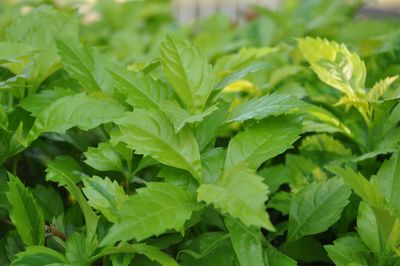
[1,0,400,265]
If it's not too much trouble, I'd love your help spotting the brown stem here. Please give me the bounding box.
[45,225,67,241]
[2,219,67,241]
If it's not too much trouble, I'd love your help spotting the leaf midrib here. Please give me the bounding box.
[123,123,201,180]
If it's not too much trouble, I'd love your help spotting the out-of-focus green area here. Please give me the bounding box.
[0,0,399,86]
[0,0,399,77]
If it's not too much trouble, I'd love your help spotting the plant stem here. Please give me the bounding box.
[45,225,67,241]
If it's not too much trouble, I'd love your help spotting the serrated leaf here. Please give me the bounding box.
[298,37,366,95]
[370,153,400,216]
[197,164,275,231]
[84,142,123,172]
[160,34,214,112]
[161,100,218,132]
[328,165,384,207]
[10,246,68,266]
[299,134,351,164]
[5,5,79,84]
[117,109,202,182]
[225,115,302,169]
[28,93,125,142]
[101,182,199,245]
[6,173,45,246]
[82,176,127,223]
[368,75,398,102]
[226,93,303,123]
[287,178,351,242]
[91,243,179,266]
[225,217,265,266]
[357,202,400,258]
[46,158,98,242]
[324,236,373,266]
[56,37,112,95]
[109,66,172,110]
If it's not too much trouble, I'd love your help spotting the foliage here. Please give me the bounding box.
[1,0,400,265]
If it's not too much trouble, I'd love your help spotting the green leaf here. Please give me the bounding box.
[214,47,276,87]
[161,100,218,132]
[6,173,45,246]
[0,42,36,74]
[101,182,199,245]
[201,148,225,184]
[158,167,198,193]
[197,164,275,231]
[46,158,98,242]
[286,154,327,192]
[225,217,265,266]
[299,134,351,164]
[0,236,8,266]
[300,103,352,136]
[225,115,302,169]
[82,176,127,223]
[368,75,398,102]
[65,232,93,266]
[328,165,384,207]
[264,246,297,266]
[226,93,303,123]
[56,37,112,95]
[91,243,179,266]
[5,5,79,84]
[267,192,292,215]
[259,165,290,194]
[84,142,123,172]
[19,88,74,116]
[298,37,366,95]
[46,156,86,184]
[110,253,134,266]
[109,66,172,110]
[28,93,125,142]
[325,236,373,266]
[370,153,400,216]
[31,185,64,222]
[160,34,214,112]
[117,109,202,182]
[357,201,400,257]
[287,178,351,242]
[195,102,229,151]
[11,246,68,266]
[281,236,330,263]
[5,230,24,262]
[0,177,9,220]
[178,232,236,266]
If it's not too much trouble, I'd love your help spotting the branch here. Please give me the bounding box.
[45,224,67,241]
